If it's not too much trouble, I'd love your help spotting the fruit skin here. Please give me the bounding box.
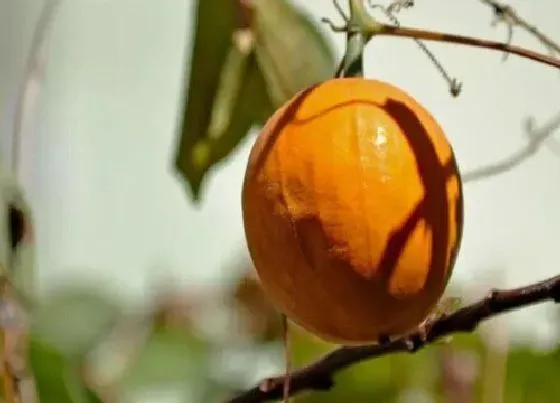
[241,78,463,345]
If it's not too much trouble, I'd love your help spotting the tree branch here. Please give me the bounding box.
[480,0,560,57]
[323,0,560,71]
[463,111,560,182]
[224,273,560,403]
[376,25,560,69]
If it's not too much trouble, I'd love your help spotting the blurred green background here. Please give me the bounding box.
[0,0,559,402]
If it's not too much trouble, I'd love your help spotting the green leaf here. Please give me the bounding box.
[175,0,272,202]
[30,288,120,358]
[206,32,255,143]
[175,0,336,203]
[29,336,102,403]
[177,37,273,203]
[174,0,239,202]
[176,0,239,153]
[253,0,337,107]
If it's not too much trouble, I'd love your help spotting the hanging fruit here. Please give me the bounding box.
[241,77,463,344]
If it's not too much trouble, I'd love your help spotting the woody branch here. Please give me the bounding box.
[225,273,560,403]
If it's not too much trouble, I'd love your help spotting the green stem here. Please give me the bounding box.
[337,34,365,78]
[336,0,383,78]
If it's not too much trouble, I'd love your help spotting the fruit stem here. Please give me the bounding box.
[333,0,384,78]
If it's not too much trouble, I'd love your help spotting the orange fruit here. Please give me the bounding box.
[241,77,463,345]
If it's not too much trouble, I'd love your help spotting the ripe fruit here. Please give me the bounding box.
[241,78,463,345]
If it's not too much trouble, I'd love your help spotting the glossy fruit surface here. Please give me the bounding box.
[241,77,463,344]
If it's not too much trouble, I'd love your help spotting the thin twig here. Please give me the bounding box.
[323,1,560,71]
[368,1,461,96]
[282,315,290,403]
[386,0,414,14]
[480,0,560,58]
[545,137,560,158]
[376,25,560,69]
[463,112,560,182]
[11,0,61,176]
[224,273,560,403]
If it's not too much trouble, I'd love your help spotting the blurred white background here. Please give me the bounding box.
[0,0,559,347]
